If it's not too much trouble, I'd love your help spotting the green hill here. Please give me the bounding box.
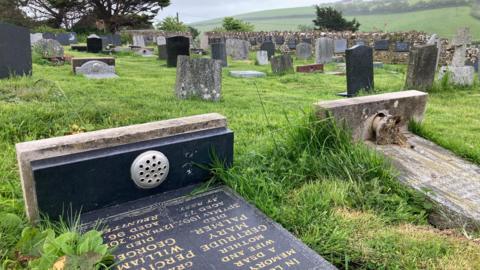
[192,6,480,39]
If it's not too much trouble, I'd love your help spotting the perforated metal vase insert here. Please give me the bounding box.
[130,151,169,189]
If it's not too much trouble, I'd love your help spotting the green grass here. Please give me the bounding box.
[193,6,480,39]
[1,49,480,268]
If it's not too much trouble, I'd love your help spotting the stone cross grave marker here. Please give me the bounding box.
[260,41,275,59]
[256,50,269,65]
[271,54,294,75]
[166,36,190,68]
[405,44,438,91]
[75,60,118,79]
[296,42,312,60]
[451,27,472,67]
[16,113,337,270]
[0,22,32,79]
[211,42,228,67]
[339,45,374,97]
[175,56,222,102]
[439,28,475,86]
[315,37,334,64]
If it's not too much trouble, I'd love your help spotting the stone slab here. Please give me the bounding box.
[296,64,324,73]
[16,113,229,222]
[175,56,222,101]
[81,186,337,270]
[71,57,115,74]
[405,44,438,91]
[314,90,428,141]
[229,71,266,78]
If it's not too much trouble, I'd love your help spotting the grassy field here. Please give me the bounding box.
[0,49,480,269]
[193,6,480,39]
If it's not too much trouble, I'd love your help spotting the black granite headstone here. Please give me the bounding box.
[211,43,228,67]
[395,42,410,52]
[340,45,374,97]
[158,44,167,60]
[374,40,389,51]
[0,23,32,79]
[166,36,190,67]
[87,34,104,53]
[260,41,275,59]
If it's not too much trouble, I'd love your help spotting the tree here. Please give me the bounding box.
[313,6,360,32]
[188,26,200,40]
[156,16,188,32]
[222,17,254,32]
[0,0,32,27]
[23,0,84,29]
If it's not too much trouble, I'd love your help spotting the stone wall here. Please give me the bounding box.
[121,30,192,46]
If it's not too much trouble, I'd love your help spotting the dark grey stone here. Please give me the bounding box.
[211,43,227,67]
[287,39,297,50]
[87,34,104,53]
[55,33,70,45]
[166,36,190,67]
[0,23,32,79]
[260,41,275,59]
[176,56,222,101]
[302,38,313,44]
[158,44,167,60]
[374,40,389,51]
[405,44,438,91]
[249,37,257,46]
[271,54,294,75]
[275,36,285,45]
[342,45,374,97]
[395,42,410,52]
[42,32,55,40]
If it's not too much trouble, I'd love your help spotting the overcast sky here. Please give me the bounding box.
[155,0,339,23]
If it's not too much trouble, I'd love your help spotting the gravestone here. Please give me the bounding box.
[339,45,374,97]
[302,38,313,44]
[451,28,471,67]
[405,44,438,91]
[271,54,294,75]
[249,37,257,46]
[71,45,87,52]
[287,39,297,50]
[132,35,146,47]
[156,36,166,46]
[55,33,71,45]
[275,36,285,45]
[16,113,336,269]
[71,57,115,74]
[374,40,389,51]
[42,32,55,40]
[0,23,32,79]
[296,42,312,60]
[226,39,249,60]
[32,39,64,58]
[166,36,190,68]
[395,42,410,52]
[315,37,334,64]
[87,34,104,53]
[211,43,228,67]
[296,64,324,73]
[334,39,347,53]
[30,33,43,45]
[176,56,222,102]
[256,50,269,65]
[427,34,441,69]
[75,60,118,79]
[355,40,365,46]
[158,45,167,60]
[230,70,266,78]
[438,28,474,86]
[199,34,209,50]
[260,41,275,59]
[104,34,122,46]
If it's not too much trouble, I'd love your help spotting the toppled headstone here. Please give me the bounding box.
[334,39,347,53]
[32,39,64,58]
[75,60,118,79]
[166,36,190,68]
[296,64,324,73]
[211,43,228,67]
[87,34,104,53]
[315,37,334,64]
[0,23,32,79]
[339,45,374,97]
[296,42,313,60]
[175,56,222,101]
[260,41,275,59]
[226,39,249,60]
[405,44,438,91]
[256,50,269,65]
[230,70,266,78]
[271,54,294,75]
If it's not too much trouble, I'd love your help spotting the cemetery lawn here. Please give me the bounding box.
[1,50,480,268]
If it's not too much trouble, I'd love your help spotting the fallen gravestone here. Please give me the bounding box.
[271,54,294,75]
[158,45,167,60]
[256,50,269,65]
[230,70,266,78]
[30,33,43,45]
[0,22,32,79]
[226,39,249,60]
[334,39,347,53]
[315,37,334,64]
[405,44,438,91]
[87,34,104,53]
[75,60,118,79]
[439,28,475,86]
[16,113,337,270]
[166,36,190,68]
[71,57,115,74]
[132,34,146,47]
[176,56,222,101]
[32,39,64,59]
[374,40,389,51]
[339,45,374,97]
[260,41,275,59]
[296,42,313,60]
[211,43,228,67]
[296,64,324,73]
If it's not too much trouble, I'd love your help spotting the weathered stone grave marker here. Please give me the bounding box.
[71,57,115,74]
[30,33,43,45]
[427,34,441,69]
[158,44,167,60]
[132,34,146,47]
[87,34,104,53]
[16,113,336,269]
[271,54,294,75]
[405,44,438,91]
[226,39,249,60]
[166,36,190,68]
[260,41,275,59]
[0,22,32,79]
[256,50,269,65]
[339,45,374,97]
[75,60,118,79]
[334,39,347,54]
[32,39,64,59]
[296,42,313,60]
[439,28,475,86]
[315,37,334,64]
[175,56,222,102]
[211,42,228,67]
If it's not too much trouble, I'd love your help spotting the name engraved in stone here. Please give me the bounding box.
[82,187,335,270]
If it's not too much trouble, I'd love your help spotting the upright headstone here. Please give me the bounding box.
[30,33,43,45]
[275,36,285,45]
[68,32,78,44]
[87,34,103,53]
[374,40,389,51]
[158,44,167,60]
[334,39,347,53]
[132,34,146,47]
[260,41,275,59]
[340,45,374,97]
[256,50,269,65]
[315,37,334,64]
[287,39,297,50]
[226,39,249,60]
[56,33,73,45]
[166,36,190,68]
[176,56,222,102]
[32,39,64,58]
[199,34,209,50]
[271,54,294,75]
[427,34,441,69]
[211,42,227,67]
[0,23,32,79]
[296,42,312,60]
[42,32,55,40]
[405,45,438,91]
[439,28,475,86]
[104,34,122,46]
[156,36,166,46]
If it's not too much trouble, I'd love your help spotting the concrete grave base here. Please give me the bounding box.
[439,66,475,86]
